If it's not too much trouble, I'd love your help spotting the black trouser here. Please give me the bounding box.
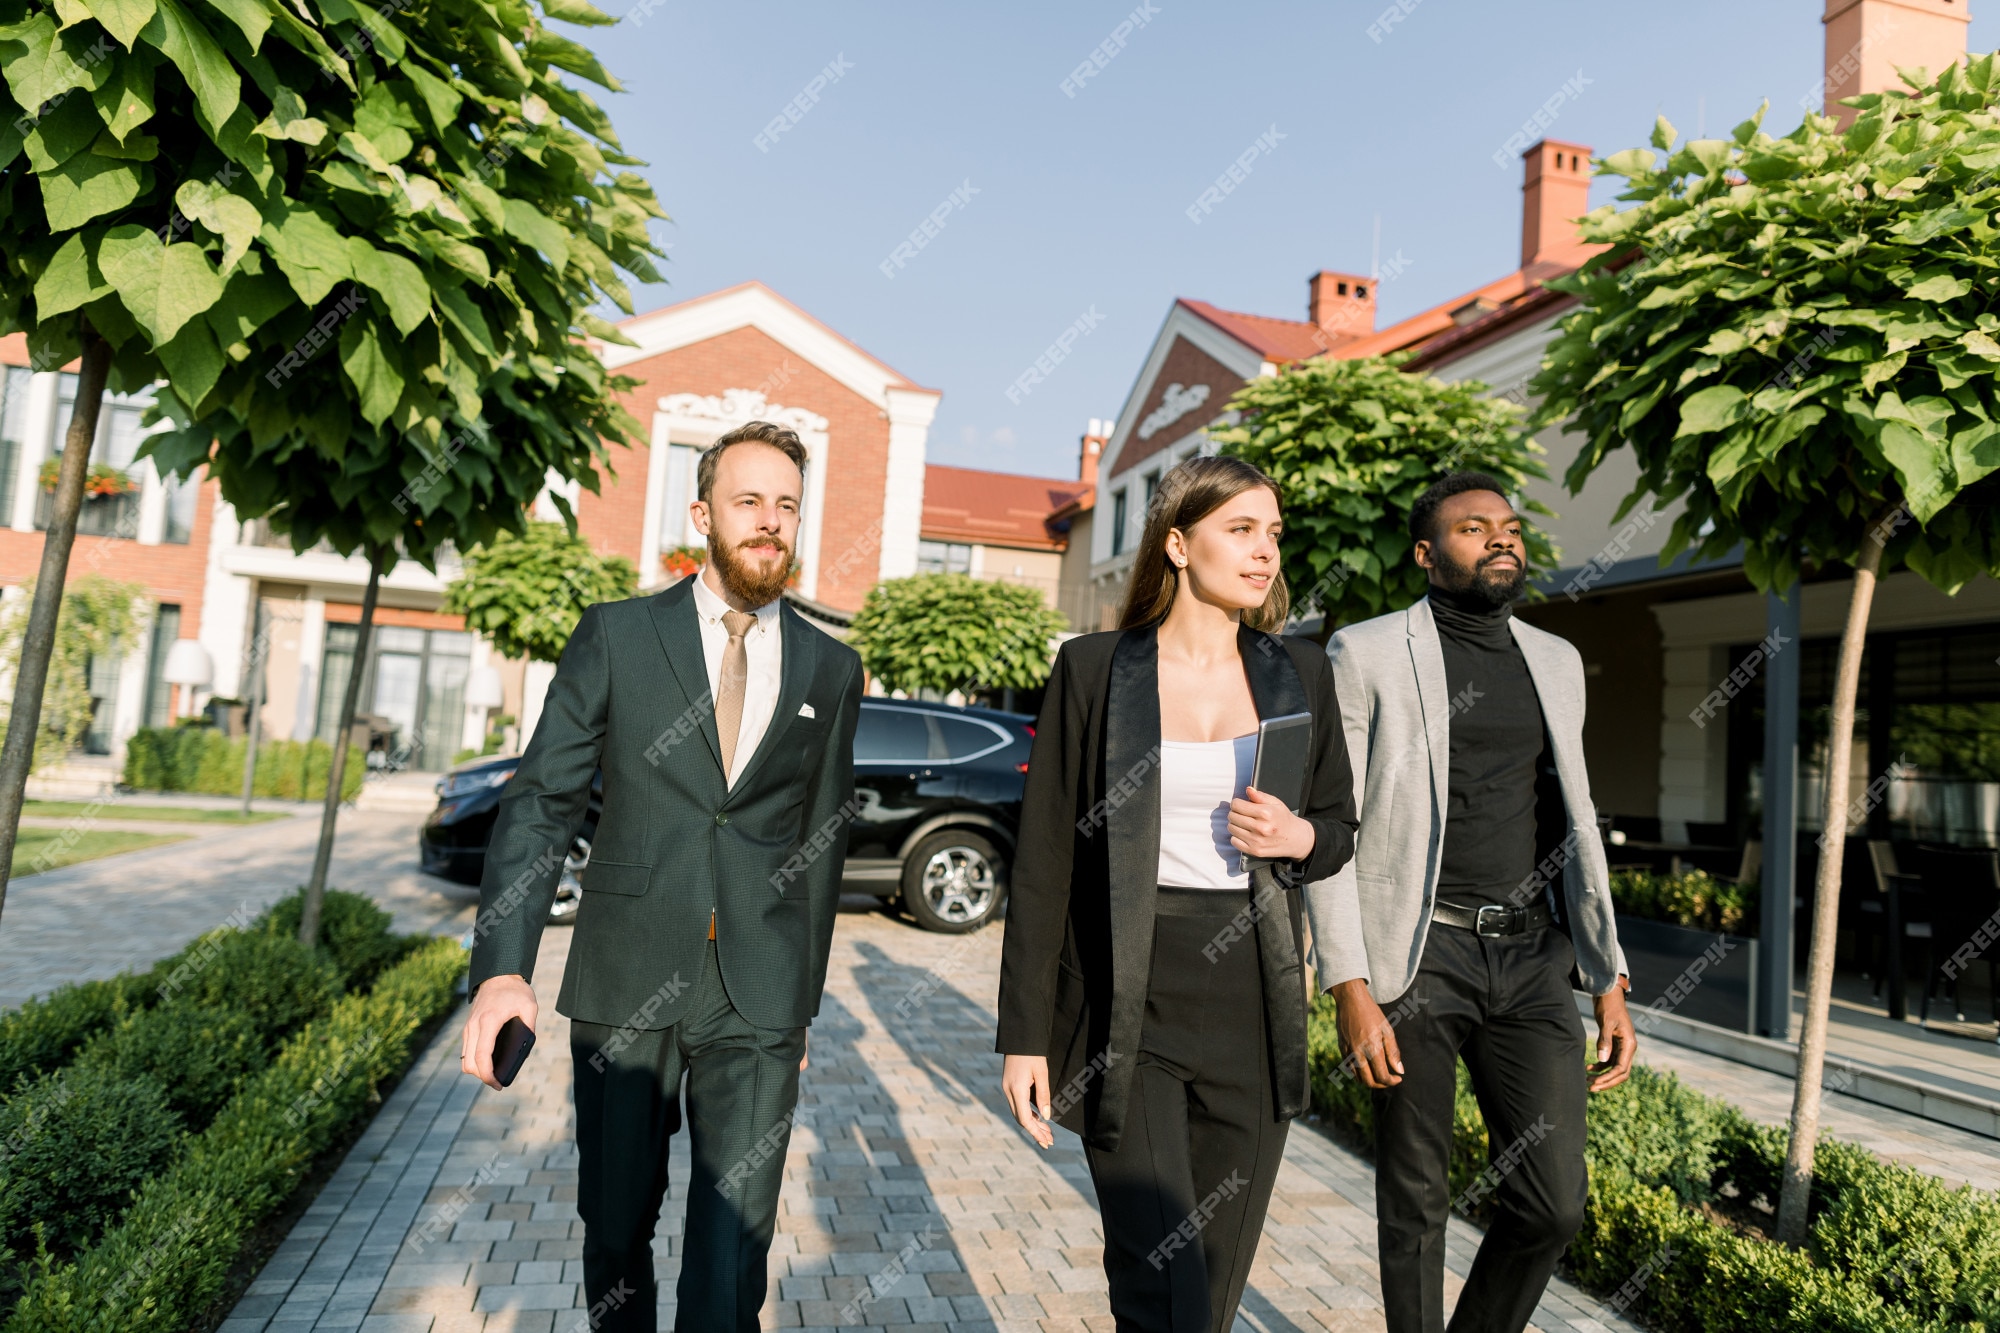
[1372,918,1589,1333]
[570,935,805,1333]
[1085,885,1291,1333]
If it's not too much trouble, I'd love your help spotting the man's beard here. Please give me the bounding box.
[709,531,793,606]
[1434,546,1526,610]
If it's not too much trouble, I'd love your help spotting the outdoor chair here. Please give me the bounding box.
[1913,845,2000,1033]
[1862,840,1931,1015]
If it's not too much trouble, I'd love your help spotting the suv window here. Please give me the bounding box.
[855,706,932,763]
[933,715,1007,761]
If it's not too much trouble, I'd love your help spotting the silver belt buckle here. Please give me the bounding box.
[1475,905,1513,937]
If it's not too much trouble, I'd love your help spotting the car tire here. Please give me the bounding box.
[900,829,1007,933]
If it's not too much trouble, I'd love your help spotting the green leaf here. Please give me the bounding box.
[1951,421,2000,490]
[1650,115,1677,151]
[33,229,111,317]
[82,0,155,47]
[20,91,103,172]
[92,53,156,139]
[1860,351,1907,394]
[1903,271,1972,302]
[344,237,428,335]
[0,13,112,110]
[202,250,293,345]
[502,197,568,272]
[1961,330,2000,360]
[339,317,403,427]
[97,225,225,342]
[39,151,146,230]
[538,0,615,24]
[176,177,261,272]
[1879,420,1952,522]
[1675,384,1748,437]
[262,202,351,305]
[140,0,237,131]
[199,0,270,53]
[155,314,224,406]
[400,61,461,131]
[253,85,325,144]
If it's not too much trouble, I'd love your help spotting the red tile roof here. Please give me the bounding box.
[1177,300,1339,363]
[922,464,1088,550]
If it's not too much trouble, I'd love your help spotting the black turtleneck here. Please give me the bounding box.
[1429,585,1566,909]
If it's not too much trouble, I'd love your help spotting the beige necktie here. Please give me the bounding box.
[714,609,757,784]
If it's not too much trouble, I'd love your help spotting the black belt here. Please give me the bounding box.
[1432,899,1552,937]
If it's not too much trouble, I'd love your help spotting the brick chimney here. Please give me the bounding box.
[1520,138,1596,270]
[1308,271,1376,346]
[1822,0,1968,129]
[1079,418,1111,488]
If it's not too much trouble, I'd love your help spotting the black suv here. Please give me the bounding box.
[417,698,1032,933]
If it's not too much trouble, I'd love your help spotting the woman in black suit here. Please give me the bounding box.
[997,455,1358,1331]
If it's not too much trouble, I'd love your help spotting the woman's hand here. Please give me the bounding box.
[1003,1053,1054,1149]
[1229,786,1316,862]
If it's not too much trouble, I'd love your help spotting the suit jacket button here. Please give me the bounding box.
[715,813,729,826]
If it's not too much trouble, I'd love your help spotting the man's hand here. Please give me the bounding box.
[1332,978,1403,1089]
[1230,786,1316,862]
[801,1033,808,1072]
[1002,1053,1053,1149]
[461,974,537,1090]
[1589,978,1637,1092]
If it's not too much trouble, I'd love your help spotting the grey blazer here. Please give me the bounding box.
[1302,596,1626,1003]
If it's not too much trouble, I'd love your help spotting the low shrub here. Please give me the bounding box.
[0,971,161,1095]
[74,1006,265,1131]
[2,938,468,1332]
[1609,867,1755,937]
[257,888,414,991]
[158,929,342,1042]
[120,728,363,802]
[0,1068,182,1263]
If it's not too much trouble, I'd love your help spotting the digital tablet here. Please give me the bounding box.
[1249,711,1314,813]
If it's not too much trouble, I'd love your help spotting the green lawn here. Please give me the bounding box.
[11,827,192,876]
[20,800,287,824]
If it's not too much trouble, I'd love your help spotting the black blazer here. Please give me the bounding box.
[470,576,863,1031]
[995,619,1358,1150]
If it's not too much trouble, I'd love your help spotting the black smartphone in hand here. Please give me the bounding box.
[492,1016,536,1088]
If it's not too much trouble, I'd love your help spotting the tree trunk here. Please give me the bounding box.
[298,552,382,947]
[1774,508,1892,1246]
[240,600,265,815]
[0,330,112,933]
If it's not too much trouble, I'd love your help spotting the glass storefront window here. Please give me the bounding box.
[317,621,472,771]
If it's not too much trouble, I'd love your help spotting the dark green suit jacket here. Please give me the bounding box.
[468,576,863,1031]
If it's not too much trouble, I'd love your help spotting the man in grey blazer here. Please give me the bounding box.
[1303,472,1635,1333]
[460,422,863,1332]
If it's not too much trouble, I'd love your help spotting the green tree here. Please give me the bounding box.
[0,0,666,943]
[849,573,1067,698]
[441,520,636,663]
[0,575,144,771]
[1209,355,1558,634]
[1528,62,2000,1242]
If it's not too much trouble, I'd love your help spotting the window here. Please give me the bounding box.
[933,715,1009,761]
[163,472,198,544]
[83,648,121,754]
[0,367,28,526]
[1143,470,1161,509]
[1110,489,1128,556]
[660,442,701,551]
[144,604,182,728]
[42,373,151,539]
[855,705,932,763]
[318,622,474,770]
[916,540,972,575]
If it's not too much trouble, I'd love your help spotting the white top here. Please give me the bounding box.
[691,572,783,788]
[1156,733,1258,889]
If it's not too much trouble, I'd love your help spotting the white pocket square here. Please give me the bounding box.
[798,703,815,718]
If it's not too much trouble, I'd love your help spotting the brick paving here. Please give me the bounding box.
[223,907,1644,1333]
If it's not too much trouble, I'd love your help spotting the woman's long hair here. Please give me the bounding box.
[1117,455,1289,632]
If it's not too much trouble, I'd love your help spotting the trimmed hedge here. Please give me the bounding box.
[120,728,363,802]
[2,937,467,1332]
[0,971,162,1096]
[258,888,415,992]
[74,1007,266,1132]
[1306,995,2000,1330]
[0,1069,182,1265]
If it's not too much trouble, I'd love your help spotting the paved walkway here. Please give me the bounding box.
[225,909,1643,1333]
[0,806,476,1011]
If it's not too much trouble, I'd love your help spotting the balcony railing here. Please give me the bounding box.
[36,488,140,539]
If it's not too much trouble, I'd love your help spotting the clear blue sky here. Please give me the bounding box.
[568,1,2000,481]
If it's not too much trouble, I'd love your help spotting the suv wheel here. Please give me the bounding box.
[901,830,1006,933]
[549,835,590,924]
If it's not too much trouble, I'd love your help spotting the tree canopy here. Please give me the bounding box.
[440,519,635,663]
[1532,59,2000,591]
[848,573,1067,697]
[1209,355,1557,628]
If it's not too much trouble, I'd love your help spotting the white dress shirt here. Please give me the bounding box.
[690,572,783,788]
[1156,733,1258,889]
